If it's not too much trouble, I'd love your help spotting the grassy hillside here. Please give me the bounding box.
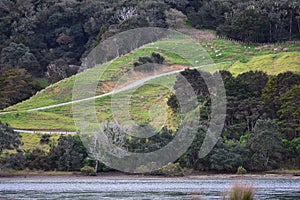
[0,33,300,131]
[6,36,296,112]
[0,77,178,131]
[0,111,76,131]
[3,38,197,112]
[1,133,60,155]
[228,52,300,76]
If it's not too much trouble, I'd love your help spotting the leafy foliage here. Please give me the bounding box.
[186,0,300,43]
[248,119,284,170]
[48,135,87,171]
[209,141,250,173]
[237,166,247,174]
[25,148,49,170]
[218,9,269,43]
[164,8,187,29]
[0,42,40,74]
[127,126,173,153]
[263,72,300,119]
[133,52,165,72]
[278,85,300,139]
[0,69,41,109]
[155,162,186,176]
[0,121,21,153]
[80,166,97,176]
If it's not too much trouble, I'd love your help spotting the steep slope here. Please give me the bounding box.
[0,35,299,131]
[228,52,300,76]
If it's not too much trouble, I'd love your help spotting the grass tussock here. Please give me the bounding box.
[225,182,255,200]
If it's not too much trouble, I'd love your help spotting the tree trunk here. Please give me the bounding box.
[247,118,250,132]
[95,160,98,173]
[264,153,269,170]
[275,23,278,41]
[298,18,300,33]
[269,23,272,42]
[289,11,293,41]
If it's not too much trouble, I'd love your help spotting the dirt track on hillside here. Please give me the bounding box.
[178,28,216,40]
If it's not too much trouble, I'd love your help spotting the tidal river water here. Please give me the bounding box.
[0,177,300,199]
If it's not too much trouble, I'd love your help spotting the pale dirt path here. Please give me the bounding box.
[13,129,76,135]
[178,28,216,41]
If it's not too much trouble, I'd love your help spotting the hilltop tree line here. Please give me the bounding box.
[1,0,300,110]
[1,70,299,173]
[182,0,300,43]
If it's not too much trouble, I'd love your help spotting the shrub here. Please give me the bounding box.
[25,148,49,170]
[155,162,186,176]
[239,58,249,63]
[2,152,25,170]
[151,52,164,64]
[237,166,247,174]
[225,183,254,200]
[133,52,165,72]
[40,134,51,144]
[80,166,97,176]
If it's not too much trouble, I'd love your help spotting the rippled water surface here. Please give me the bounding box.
[1,178,300,199]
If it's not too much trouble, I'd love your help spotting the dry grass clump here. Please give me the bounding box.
[224,182,255,200]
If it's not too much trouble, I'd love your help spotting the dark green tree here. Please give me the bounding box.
[133,53,165,72]
[179,127,207,170]
[283,137,300,167]
[167,94,179,112]
[248,119,283,170]
[137,0,169,28]
[209,141,250,172]
[164,8,187,29]
[48,135,87,171]
[176,69,211,98]
[235,98,264,132]
[0,42,40,74]
[127,125,173,153]
[262,76,280,119]
[276,72,300,95]
[278,85,300,139]
[192,0,231,29]
[236,71,269,98]
[0,69,40,109]
[218,8,269,43]
[0,121,22,154]
[4,152,25,170]
[262,72,300,119]
[25,148,49,170]
[222,70,254,101]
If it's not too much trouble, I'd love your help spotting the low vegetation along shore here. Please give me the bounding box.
[1,170,300,180]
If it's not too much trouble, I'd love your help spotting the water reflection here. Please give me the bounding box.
[0,178,299,199]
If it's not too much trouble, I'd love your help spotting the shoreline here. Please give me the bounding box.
[1,171,299,181]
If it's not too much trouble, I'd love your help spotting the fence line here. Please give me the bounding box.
[13,129,76,135]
